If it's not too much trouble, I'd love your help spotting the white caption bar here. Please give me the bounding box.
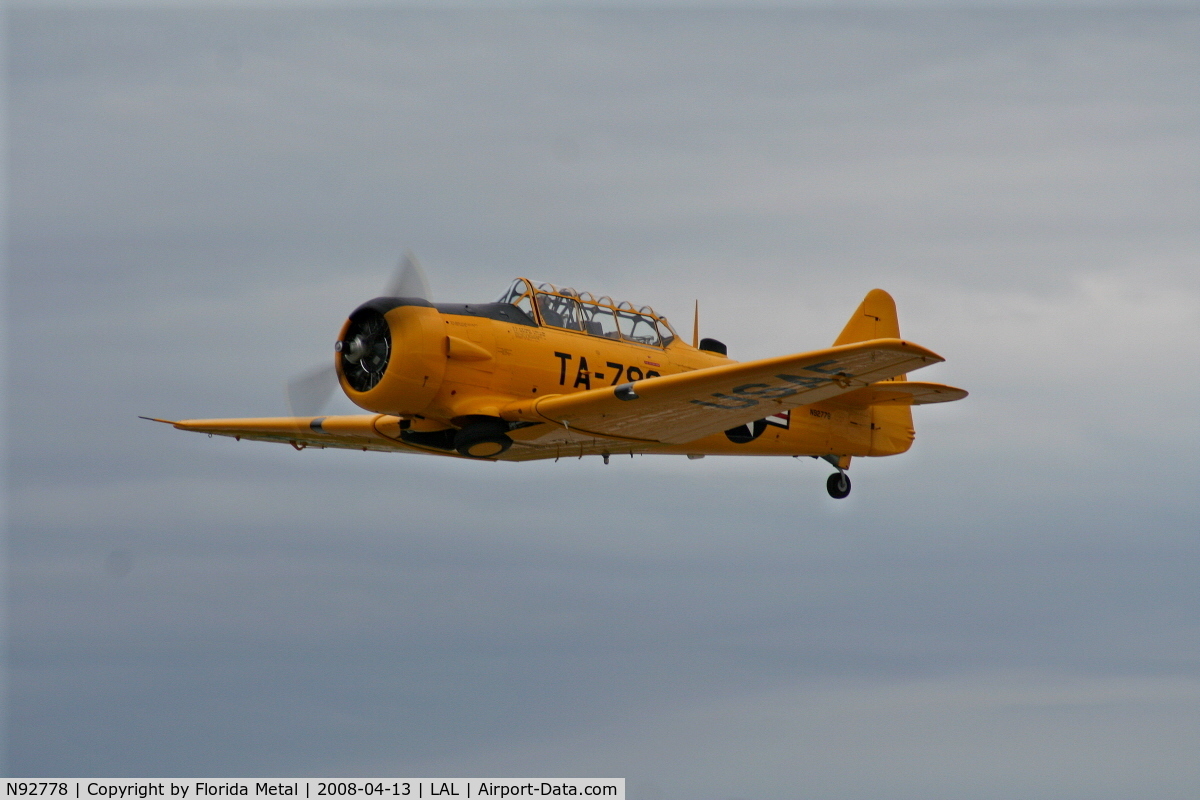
[3,782,624,800]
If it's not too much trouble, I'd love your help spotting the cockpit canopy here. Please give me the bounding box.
[497,278,677,347]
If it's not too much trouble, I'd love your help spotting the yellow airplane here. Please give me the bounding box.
[146,260,965,498]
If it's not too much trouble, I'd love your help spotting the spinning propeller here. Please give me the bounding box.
[286,252,431,417]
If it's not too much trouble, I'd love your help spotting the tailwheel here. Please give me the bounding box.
[454,418,512,459]
[826,472,851,499]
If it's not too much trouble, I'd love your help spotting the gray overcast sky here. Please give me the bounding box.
[5,6,1200,799]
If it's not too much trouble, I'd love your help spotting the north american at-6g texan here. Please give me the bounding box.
[146,257,966,498]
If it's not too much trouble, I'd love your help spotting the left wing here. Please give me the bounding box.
[501,338,944,444]
[142,414,420,453]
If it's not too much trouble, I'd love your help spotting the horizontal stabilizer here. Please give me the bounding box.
[823,381,968,408]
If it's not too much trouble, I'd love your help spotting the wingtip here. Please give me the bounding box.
[138,415,178,425]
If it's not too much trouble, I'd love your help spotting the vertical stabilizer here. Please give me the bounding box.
[835,290,915,455]
[833,288,901,345]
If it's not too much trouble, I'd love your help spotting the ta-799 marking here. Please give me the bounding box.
[554,352,661,389]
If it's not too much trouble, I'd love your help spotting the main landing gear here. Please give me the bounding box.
[819,454,851,499]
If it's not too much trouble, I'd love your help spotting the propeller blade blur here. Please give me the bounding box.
[287,252,428,415]
[382,251,432,301]
[287,362,339,417]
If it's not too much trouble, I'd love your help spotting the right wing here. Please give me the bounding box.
[501,338,945,444]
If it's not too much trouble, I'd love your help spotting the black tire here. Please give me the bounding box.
[454,418,512,459]
[826,472,851,499]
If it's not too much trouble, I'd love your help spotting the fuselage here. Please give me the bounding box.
[335,280,915,461]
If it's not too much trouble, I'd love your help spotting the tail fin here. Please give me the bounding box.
[834,288,902,347]
[836,290,914,455]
